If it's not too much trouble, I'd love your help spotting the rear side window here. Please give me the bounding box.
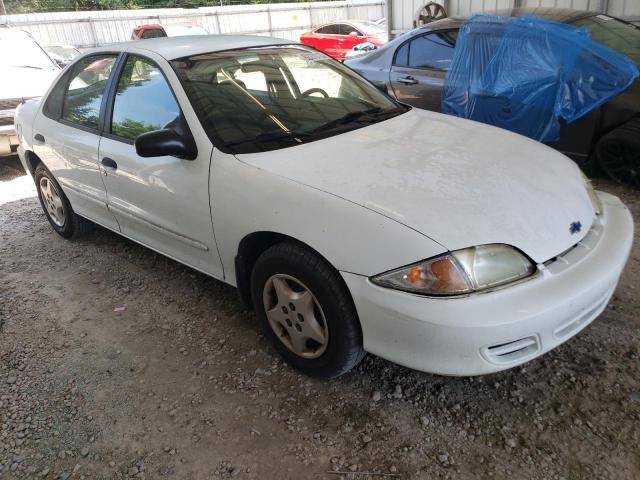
[62,54,117,129]
[316,24,341,35]
[394,43,409,66]
[110,55,181,141]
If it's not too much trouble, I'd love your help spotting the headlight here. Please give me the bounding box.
[582,173,602,216]
[371,244,535,296]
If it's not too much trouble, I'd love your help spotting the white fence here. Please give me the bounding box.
[0,0,385,48]
[389,0,640,35]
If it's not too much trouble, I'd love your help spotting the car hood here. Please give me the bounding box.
[236,109,595,264]
[0,66,59,100]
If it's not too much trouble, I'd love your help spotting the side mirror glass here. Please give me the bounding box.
[349,31,359,37]
[134,129,197,160]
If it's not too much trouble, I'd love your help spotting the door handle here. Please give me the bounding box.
[101,157,118,170]
[397,76,418,85]
[34,133,45,144]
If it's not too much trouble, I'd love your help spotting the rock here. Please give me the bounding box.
[372,391,381,402]
[6,376,17,385]
[392,385,403,399]
[362,434,372,443]
[80,447,89,457]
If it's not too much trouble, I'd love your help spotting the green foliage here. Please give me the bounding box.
[4,0,313,14]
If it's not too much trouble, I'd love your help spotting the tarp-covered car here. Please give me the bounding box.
[346,8,640,188]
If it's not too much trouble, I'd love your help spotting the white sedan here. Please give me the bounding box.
[15,35,633,378]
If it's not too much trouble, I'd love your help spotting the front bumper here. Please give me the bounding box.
[342,191,634,376]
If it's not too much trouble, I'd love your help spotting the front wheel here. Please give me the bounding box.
[34,164,94,238]
[251,242,365,378]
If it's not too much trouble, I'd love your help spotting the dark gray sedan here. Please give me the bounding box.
[346,8,640,188]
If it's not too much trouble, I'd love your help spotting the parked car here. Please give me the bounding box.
[15,35,633,378]
[345,8,640,188]
[0,26,59,157]
[300,20,388,60]
[131,22,209,40]
[43,43,81,68]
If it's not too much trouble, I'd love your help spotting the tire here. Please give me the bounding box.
[596,118,640,190]
[250,242,365,378]
[34,163,94,239]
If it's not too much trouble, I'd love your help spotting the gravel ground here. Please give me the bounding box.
[1,155,639,480]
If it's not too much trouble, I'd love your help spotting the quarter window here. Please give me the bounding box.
[62,54,117,129]
[110,55,181,141]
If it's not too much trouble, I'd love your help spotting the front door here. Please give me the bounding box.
[98,53,223,278]
[389,30,458,112]
[32,53,120,231]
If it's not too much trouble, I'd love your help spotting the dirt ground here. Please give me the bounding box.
[1,155,639,480]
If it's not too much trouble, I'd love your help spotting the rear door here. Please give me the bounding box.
[389,30,457,112]
[97,52,223,278]
[32,53,120,231]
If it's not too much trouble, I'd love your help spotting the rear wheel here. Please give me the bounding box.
[251,242,365,378]
[596,118,640,190]
[34,164,94,238]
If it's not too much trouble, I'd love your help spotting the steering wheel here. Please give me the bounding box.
[301,87,329,98]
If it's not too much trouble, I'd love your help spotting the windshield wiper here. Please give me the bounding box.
[225,131,314,148]
[312,107,384,134]
[14,65,47,70]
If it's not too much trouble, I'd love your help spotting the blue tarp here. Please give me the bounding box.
[442,15,639,142]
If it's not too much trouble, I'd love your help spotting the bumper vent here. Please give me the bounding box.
[483,336,540,365]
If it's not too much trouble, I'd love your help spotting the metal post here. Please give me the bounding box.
[267,6,272,36]
[89,17,99,47]
[0,0,6,16]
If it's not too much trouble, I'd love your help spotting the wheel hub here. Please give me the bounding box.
[39,177,65,227]
[262,274,329,359]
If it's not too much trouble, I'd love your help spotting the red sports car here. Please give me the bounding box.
[300,20,388,60]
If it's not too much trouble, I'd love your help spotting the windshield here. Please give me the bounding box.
[164,24,209,37]
[1,32,57,70]
[172,46,406,154]
[45,45,80,61]
[356,21,387,35]
[573,15,640,67]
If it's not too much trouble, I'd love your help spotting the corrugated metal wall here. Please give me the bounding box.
[390,0,640,34]
[0,0,385,48]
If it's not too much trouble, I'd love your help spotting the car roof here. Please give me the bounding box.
[87,35,294,61]
[423,7,600,31]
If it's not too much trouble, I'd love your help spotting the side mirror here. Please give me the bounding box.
[135,129,197,160]
[349,31,359,37]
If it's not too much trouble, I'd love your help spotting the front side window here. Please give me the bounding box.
[406,31,458,70]
[62,54,117,129]
[111,55,181,141]
[172,46,406,154]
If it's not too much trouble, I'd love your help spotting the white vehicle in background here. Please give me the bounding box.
[0,26,59,156]
[43,43,82,68]
[14,36,634,379]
